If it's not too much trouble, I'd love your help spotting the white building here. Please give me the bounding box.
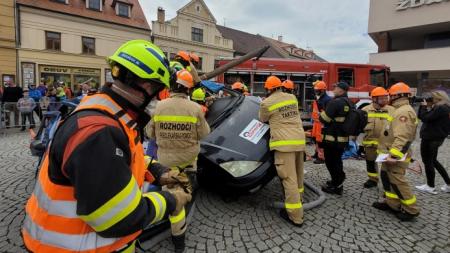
[369,0,450,94]
[151,0,234,73]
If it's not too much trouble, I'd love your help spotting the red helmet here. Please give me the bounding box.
[190,53,200,64]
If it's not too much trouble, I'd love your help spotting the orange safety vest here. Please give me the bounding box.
[311,100,322,142]
[22,93,151,253]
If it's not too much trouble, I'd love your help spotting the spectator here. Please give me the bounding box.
[47,87,59,111]
[17,89,36,131]
[416,90,450,194]
[64,84,73,99]
[1,81,23,128]
[28,83,43,119]
[37,78,47,97]
[77,83,91,97]
[56,87,67,102]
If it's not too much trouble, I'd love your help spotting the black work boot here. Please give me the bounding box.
[279,209,303,228]
[372,202,399,214]
[321,184,343,195]
[172,233,186,253]
[396,211,419,222]
[313,159,325,164]
[363,180,378,188]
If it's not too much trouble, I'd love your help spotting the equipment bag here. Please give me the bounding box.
[341,99,368,136]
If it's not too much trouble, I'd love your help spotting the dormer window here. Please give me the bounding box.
[87,0,102,11]
[116,2,131,17]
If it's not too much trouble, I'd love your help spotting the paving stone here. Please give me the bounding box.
[1,132,450,253]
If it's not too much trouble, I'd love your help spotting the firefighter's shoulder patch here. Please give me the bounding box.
[344,106,349,112]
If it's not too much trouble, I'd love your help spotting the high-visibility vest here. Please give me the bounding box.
[311,100,322,142]
[22,93,150,253]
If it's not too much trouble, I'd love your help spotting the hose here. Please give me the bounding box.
[270,180,327,210]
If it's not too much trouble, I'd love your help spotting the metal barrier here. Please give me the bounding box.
[0,100,64,131]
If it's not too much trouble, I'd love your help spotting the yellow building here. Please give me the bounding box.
[152,0,234,73]
[0,0,17,86]
[16,0,151,90]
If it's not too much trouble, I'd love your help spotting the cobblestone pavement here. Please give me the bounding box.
[1,131,449,253]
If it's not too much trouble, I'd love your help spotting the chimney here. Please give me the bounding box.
[157,7,165,23]
[278,35,283,42]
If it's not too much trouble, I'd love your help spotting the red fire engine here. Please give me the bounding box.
[215,58,390,111]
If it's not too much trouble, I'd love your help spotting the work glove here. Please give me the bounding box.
[145,156,170,185]
[166,186,192,213]
[160,170,189,187]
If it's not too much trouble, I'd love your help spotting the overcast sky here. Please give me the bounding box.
[138,0,378,63]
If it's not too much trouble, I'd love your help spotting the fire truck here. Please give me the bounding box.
[215,58,390,112]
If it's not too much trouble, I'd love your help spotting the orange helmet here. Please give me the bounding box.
[176,51,191,62]
[264,76,282,90]
[232,82,244,91]
[282,80,294,90]
[313,81,327,90]
[158,88,170,100]
[389,82,411,96]
[176,70,194,88]
[190,53,200,64]
[370,87,389,97]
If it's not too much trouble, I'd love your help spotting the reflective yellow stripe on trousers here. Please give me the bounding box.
[385,191,399,199]
[285,202,303,209]
[269,140,305,149]
[169,208,186,224]
[400,196,417,206]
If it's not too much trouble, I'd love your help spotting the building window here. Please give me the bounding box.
[52,0,68,4]
[337,68,354,87]
[46,31,61,51]
[215,36,220,45]
[197,57,203,71]
[82,37,95,55]
[192,27,203,43]
[87,0,102,11]
[117,2,130,17]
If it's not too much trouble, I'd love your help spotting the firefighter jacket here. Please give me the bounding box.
[259,90,305,152]
[148,93,210,168]
[362,103,395,148]
[378,97,418,160]
[22,89,176,253]
[319,94,352,147]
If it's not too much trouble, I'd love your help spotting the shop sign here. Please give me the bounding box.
[396,0,450,11]
[40,66,71,74]
[72,68,101,75]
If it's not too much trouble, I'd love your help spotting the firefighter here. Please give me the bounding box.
[231,81,245,94]
[147,69,210,251]
[311,81,331,164]
[372,82,420,221]
[170,51,201,86]
[21,40,192,253]
[319,82,352,195]
[259,76,305,227]
[191,87,208,115]
[282,80,295,94]
[361,87,395,188]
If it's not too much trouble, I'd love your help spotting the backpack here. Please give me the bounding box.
[341,99,368,136]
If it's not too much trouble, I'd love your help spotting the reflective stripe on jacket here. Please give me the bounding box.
[259,90,305,152]
[22,94,154,253]
[361,103,395,147]
[378,98,418,160]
